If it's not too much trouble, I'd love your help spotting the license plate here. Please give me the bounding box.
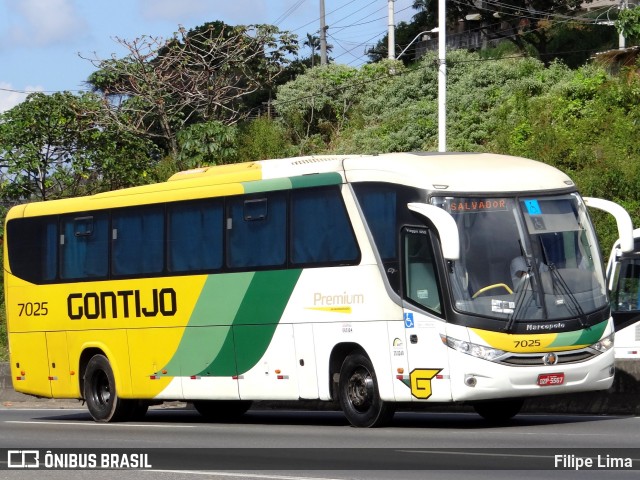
[537,373,565,386]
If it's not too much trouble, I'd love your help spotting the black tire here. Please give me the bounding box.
[473,398,524,424]
[338,352,395,428]
[83,354,133,422]
[192,400,253,422]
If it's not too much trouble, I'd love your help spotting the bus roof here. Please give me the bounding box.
[168,152,576,194]
[7,152,575,220]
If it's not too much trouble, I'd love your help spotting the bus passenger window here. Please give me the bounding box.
[290,187,359,266]
[227,193,286,269]
[402,228,441,314]
[112,207,164,276]
[6,217,58,283]
[60,213,109,279]
[168,201,223,272]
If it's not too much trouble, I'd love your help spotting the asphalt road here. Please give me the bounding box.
[0,405,639,480]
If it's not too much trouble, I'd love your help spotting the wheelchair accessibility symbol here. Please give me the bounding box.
[404,312,414,328]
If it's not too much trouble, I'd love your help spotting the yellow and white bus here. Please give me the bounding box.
[3,152,634,426]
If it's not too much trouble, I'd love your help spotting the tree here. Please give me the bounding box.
[0,91,156,203]
[236,117,295,161]
[304,33,321,67]
[86,22,298,163]
[616,6,640,46]
[302,32,333,67]
[275,63,362,146]
[176,121,238,167]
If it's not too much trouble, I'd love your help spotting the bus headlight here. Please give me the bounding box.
[591,333,615,353]
[441,335,506,361]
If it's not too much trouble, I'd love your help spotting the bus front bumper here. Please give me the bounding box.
[446,348,615,402]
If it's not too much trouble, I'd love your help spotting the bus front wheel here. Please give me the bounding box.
[338,352,395,428]
[83,354,133,422]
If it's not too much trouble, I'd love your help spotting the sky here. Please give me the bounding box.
[0,0,416,112]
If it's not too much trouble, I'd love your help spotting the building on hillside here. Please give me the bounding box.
[413,0,621,60]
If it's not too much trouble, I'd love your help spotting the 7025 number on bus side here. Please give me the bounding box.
[17,302,49,316]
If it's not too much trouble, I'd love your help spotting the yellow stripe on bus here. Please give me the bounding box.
[471,328,586,353]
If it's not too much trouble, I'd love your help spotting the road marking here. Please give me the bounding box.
[147,471,344,480]
[5,420,195,428]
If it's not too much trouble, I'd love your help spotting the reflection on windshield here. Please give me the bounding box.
[432,194,607,324]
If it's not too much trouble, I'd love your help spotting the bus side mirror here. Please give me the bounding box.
[584,197,634,253]
[407,203,460,261]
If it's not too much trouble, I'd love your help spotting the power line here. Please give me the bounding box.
[289,0,363,33]
[272,0,307,26]
[0,86,88,95]
[329,3,416,64]
[450,0,616,25]
[1,2,621,110]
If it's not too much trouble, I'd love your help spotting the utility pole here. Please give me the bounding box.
[320,0,328,65]
[438,0,446,152]
[619,0,628,49]
[388,0,395,60]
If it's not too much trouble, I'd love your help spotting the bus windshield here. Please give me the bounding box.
[431,193,607,324]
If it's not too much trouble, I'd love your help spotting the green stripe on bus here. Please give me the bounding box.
[188,273,255,327]
[160,273,254,376]
[289,172,343,189]
[242,178,292,194]
[573,320,608,346]
[548,320,607,348]
[241,172,342,194]
[232,269,302,374]
[163,269,302,377]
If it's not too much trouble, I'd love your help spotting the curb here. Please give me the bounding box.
[2,361,639,415]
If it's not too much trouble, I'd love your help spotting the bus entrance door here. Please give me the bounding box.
[402,310,452,403]
[400,226,452,402]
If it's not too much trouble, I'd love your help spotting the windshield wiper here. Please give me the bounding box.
[504,265,532,332]
[538,237,588,327]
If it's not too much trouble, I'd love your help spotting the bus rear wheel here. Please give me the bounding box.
[339,352,395,428]
[473,398,524,423]
[83,354,133,422]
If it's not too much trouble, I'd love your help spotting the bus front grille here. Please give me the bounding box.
[499,350,596,366]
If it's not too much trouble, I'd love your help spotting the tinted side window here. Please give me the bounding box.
[112,207,164,276]
[168,200,223,272]
[6,217,58,283]
[227,193,286,269]
[353,183,425,293]
[403,227,442,315]
[353,184,397,260]
[61,213,109,279]
[290,187,359,265]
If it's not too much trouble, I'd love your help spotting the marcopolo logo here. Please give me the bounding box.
[67,288,177,320]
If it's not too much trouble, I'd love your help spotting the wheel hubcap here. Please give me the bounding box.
[347,367,374,412]
[94,371,111,406]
